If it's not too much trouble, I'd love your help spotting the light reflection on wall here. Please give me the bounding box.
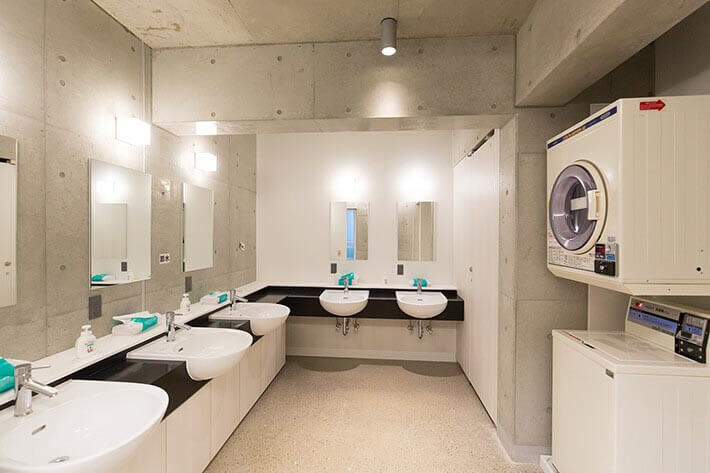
[398,165,436,202]
[368,80,408,117]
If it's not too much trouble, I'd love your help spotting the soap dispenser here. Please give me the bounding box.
[179,293,191,313]
[75,325,96,358]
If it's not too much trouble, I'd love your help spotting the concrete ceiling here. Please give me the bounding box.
[93,0,536,48]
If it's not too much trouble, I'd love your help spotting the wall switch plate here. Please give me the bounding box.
[330,263,337,274]
[397,264,404,275]
[88,295,102,320]
[159,253,171,264]
[185,276,192,293]
[121,261,128,272]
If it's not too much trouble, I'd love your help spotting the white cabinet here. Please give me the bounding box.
[166,384,212,473]
[111,421,166,473]
[261,332,278,392]
[239,338,262,421]
[210,363,240,456]
[277,324,286,370]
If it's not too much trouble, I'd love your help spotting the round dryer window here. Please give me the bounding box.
[548,161,607,254]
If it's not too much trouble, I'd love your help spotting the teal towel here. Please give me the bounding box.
[91,273,108,282]
[0,358,14,394]
[130,315,158,331]
[209,292,229,304]
[413,278,428,287]
[338,272,355,286]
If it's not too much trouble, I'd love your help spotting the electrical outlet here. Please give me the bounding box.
[330,263,337,274]
[185,276,192,293]
[397,264,404,275]
[159,253,171,264]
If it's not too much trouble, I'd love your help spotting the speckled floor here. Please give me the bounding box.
[205,357,542,473]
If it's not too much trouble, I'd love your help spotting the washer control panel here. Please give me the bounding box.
[676,313,709,364]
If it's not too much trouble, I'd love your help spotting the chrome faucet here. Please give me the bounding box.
[416,278,423,295]
[343,277,349,293]
[165,311,191,342]
[13,363,58,417]
[230,289,248,311]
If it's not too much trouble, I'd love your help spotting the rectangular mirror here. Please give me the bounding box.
[0,135,17,308]
[330,202,369,261]
[90,160,151,287]
[397,201,435,261]
[183,182,214,272]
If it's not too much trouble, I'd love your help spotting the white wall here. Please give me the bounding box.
[655,3,710,96]
[257,130,454,285]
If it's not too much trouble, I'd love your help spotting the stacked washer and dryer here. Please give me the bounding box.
[544,96,710,473]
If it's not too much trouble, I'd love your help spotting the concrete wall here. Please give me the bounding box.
[656,2,710,96]
[151,36,515,126]
[0,0,256,361]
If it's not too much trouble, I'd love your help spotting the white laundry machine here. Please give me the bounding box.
[546,95,710,295]
[550,297,710,473]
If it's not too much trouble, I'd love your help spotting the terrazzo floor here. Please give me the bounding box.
[205,357,542,473]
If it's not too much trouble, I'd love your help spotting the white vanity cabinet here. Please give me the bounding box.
[166,384,213,473]
[112,421,166,473]
[211,363,240,456]
[239,337,263,421]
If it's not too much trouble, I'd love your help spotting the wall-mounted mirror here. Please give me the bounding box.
[183,182,214,272]
[397,201,435,261]
[0,135,18,308]
[330,202,369,261]
[90,160,151,287]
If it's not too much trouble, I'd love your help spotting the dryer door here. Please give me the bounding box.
[549,161,607,254]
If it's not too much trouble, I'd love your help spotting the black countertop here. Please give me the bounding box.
[1,284,463,416]
[244,285,465,321]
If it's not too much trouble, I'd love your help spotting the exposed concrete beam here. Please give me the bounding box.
[152,36,515,126]
[515,0,708,106]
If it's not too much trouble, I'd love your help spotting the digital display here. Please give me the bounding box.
[683,324,704,337]
[628,308,678,335]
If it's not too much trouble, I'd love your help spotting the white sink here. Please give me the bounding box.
[127,327,253,380]
[319,290,369,317]
[0,380,168,473]
[396,291,448,319]
[209,303,290,335]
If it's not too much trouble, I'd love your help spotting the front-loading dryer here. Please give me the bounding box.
[546,95,710,295]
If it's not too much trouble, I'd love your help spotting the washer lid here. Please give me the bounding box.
[548,162,607,254]
[557,330,710,376]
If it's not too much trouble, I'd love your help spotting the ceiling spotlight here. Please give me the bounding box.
[381,17,397,56]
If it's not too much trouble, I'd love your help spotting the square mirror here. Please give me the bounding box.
[90,160,152,287]
[183,182,214,272]
[0,135,18,308]
[330,202,369,261]
[397,201,435,261]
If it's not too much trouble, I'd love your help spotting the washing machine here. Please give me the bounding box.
[546,95,710,295]
[550,297,710,473]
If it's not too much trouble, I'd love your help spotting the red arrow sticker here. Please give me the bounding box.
[640,100,666,111]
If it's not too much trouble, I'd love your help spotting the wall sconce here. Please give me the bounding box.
[195,152,217,172]
[116,117,151,146]
[195,121,217,135]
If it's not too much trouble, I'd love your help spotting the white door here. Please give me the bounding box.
[0,163,16,308]
[453,131,499,423]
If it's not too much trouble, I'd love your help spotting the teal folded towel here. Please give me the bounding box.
[209,292,229,304]
[413,278,428,287]
[0,358,14,394]
[130,315,158,331]
[338,272,355,286]
[91,273,108,282]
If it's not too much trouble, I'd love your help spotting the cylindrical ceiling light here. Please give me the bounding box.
[381,17,397,56]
